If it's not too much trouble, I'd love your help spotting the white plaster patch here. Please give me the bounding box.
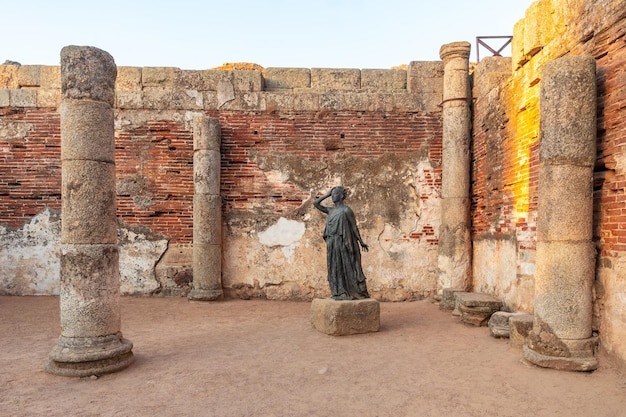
[258,217,305,262]
[0,209,61,295]
[118,229,168,295]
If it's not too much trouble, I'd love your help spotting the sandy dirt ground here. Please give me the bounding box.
[1,296,625,417]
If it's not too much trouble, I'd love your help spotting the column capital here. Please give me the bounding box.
[439,42,471,62]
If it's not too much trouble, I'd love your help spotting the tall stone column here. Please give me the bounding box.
[46,46,133,376]
[437,41,472,292]
[188,116,223,301]
[523,55,598,371]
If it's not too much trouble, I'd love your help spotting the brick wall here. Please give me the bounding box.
[472,0,626,364]
[0,108,61,226]
[0,63,444,301]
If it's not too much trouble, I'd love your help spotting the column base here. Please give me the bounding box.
[523,335,599,372]
[188,288,224,301]
[46,333,134,377]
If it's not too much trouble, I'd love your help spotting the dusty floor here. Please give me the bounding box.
[1,296,625,417]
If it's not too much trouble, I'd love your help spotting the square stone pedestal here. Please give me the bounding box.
[310,298,380,336]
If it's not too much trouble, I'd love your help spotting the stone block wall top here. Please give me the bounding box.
[522,0,554,59]
[311,68,361,91]
[0,89,8,107]
[40,66,61,89]
[264,68,311,90]
[142,66,180,87]
[473,56,512,98]
[361,69,407,91]
[407,61,443,95]
[116,67,142,91]
[17,65,41,87]
[1,62,445,113]
[0,64,19,89]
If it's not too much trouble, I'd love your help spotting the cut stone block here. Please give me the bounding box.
[440,288,465,311]
[452,291,470,316]
[455,292,503,326]
[509,313,534,349]
[489,311,514,338]
[310,298,380,336]
[489,311,533,338]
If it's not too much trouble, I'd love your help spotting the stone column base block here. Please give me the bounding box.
[188,288,224,301]
[310,298,380,336]
[509,313,534,349]
[440,288,465,310]
[455,292,503,326]
[523,335,599,372]
[46,332,134,377]
[60,244,121,337]
[191,243,222,299]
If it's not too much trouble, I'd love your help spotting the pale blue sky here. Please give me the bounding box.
[3,1,535,69]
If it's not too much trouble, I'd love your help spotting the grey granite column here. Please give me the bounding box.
[437,42,472,293]
[188,116,223,301]
[46,46,133,376]
[523,55,598,371]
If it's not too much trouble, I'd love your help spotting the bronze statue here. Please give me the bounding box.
[314,186,370,300]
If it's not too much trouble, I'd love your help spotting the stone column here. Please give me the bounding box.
[437,41,472,292]
[46,46,133,376]
[523,55,598,371]
[188,116,223,301]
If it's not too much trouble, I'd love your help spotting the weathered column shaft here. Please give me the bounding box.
[437,41,472,292]
[524,55,598,371]
[189,116,223,301]
[46,46,133,377]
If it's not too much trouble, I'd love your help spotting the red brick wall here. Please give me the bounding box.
[0,108,441,244]
[592,15,626,256]
[472,3,626,257]
[216,110,441,214]
[0,108,61,226]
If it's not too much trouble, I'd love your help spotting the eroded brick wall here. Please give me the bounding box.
[0,108,61,226]
[472,0,626,364]
[0,63,444,301]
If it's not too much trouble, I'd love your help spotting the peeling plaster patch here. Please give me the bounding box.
[0,120,33,140]
[258,217,305,262]
[266,170,289,183]
[0,209,61,295]
[0,208,169,296]
[118,228,168,295]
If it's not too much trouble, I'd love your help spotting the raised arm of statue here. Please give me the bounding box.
[313,189,332,214]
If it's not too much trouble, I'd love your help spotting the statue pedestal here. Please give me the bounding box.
[310,298,380,336]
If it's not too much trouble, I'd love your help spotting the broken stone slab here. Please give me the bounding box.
[455,292,503,327]
[310,298,380,336]
[440,288,466,311]
[489,311,533,338]
[509,313,534,349]
[489,311,514,338]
